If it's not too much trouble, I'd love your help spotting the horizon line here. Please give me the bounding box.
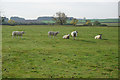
[2,16,118,20]
[1,0,119,3]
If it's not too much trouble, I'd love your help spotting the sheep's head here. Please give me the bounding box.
[22,31,25,34]
[68,34,70,36]
[75,31,78,33]
[56,31,59,34]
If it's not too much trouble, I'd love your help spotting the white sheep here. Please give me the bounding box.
[71,31,78,40]
[63,34,70,39]
[95,34,102,39]
[48,31,59,38]
[12,31,25,38]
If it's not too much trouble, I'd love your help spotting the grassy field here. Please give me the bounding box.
[2,25,118,78]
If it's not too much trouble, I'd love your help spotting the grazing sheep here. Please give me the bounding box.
[71,31,78,40]
[63,34,70,39]
[48,31,59,38]
[12,31,25,38]
[95,34,102,39]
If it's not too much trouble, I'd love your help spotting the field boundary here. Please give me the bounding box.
[0,24,2,79]
[1,78,119,80]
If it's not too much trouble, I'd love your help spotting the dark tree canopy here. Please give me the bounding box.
[53,12,67,25]
[2,17,5,22]
[93,21,101,26]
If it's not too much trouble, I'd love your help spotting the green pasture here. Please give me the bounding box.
[2,25,118,78]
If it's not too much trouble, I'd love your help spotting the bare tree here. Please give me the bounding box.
[53,12,67,25]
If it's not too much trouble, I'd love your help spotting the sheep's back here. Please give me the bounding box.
[12,31,23,36]
[71,32,77,37]
[48,31,57,36]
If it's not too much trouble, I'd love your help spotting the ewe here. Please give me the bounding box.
[48,31,59,38]
[12,31,25,38]
[71,31,78,40]
[95,34,102,39]
[63,34,70,39]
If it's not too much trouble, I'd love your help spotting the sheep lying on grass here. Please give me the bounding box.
[71,31,78,40]
[95,34,102,39]
[48,31,59,38]
[12,31,25,38]
[63,34,70,39]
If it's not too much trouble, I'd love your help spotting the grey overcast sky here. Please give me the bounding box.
[0,0,119,19]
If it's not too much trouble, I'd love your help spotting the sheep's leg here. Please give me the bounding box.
[55,35,57,38]
[14,36,16,39]
[74,37,75,40]
[18,35,21,39]
[48,35,51,38]
[21,35,22,38]
[49,35,51,38]
[52,34,54,38]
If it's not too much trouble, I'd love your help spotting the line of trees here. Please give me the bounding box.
[1,12,107,26]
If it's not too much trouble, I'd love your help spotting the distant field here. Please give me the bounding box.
[42,19,118,27]
[102,23,118,27]
[2,25,118,78]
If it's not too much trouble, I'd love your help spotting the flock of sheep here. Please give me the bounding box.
[12,31,102,40]
[48,31,78,40]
